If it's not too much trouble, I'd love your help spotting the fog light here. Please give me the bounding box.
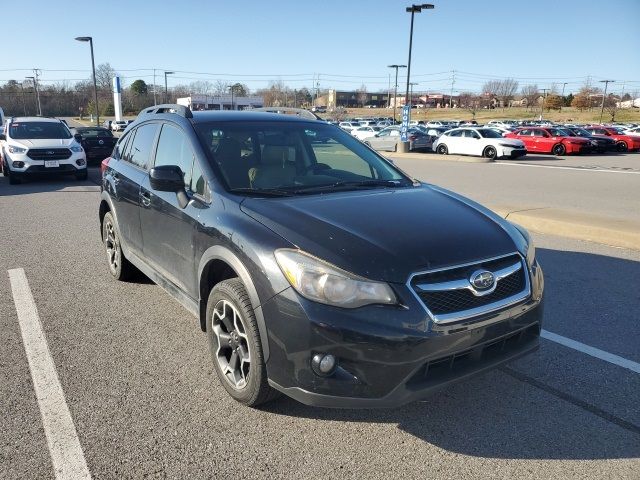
[311,353,337,376]
[12,161,24,168]
[76,158,86,166]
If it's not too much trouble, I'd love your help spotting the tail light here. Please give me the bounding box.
[100,157,110,176]
[409,135,417,141]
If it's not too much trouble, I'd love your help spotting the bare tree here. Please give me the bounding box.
[496,78,519,110]
[212,80,231,96]
[94,63,117,91]
[189,80,215,95]
[355,84,368,107]
[521,84,539,111]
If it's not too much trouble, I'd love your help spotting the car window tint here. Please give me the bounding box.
[128,123,158,170]
[448,130,463,137]
[121,131,136,162]
[154,123,194,189]
[113,132,131,160]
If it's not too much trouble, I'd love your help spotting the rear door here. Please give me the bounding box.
[108,124,159,255]
[139,122,206,298]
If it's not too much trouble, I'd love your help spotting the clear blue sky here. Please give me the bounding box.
[3,0,639,95]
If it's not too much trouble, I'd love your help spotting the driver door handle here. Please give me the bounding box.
[140,190,152,207]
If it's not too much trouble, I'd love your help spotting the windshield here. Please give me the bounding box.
[195,121,410,194]
[9,121,71,140]
[477,129,503,138]
[571,128,591,136]
[78,128,113,138]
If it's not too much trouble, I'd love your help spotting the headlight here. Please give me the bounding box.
[70,146,84,152]
[511,223,535,266]
[8,145,27,154]
[274,249,397,308]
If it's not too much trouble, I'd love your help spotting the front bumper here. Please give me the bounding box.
[262,261,544,408]
[5,152,87,175]
[500,147,527,158]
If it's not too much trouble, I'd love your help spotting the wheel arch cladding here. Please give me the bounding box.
[198,245,270,361]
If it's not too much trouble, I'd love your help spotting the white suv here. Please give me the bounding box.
[0,117,87,184]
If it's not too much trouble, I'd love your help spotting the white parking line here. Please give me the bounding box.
[541,329,640,374]
[495,162,640,175]
[8,268,91,480]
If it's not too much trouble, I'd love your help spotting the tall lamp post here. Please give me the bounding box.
[599,79,614,124]
[75,37,99,125]
[164,71,174,103]
[401,4,434,152]
[387,64,406,123]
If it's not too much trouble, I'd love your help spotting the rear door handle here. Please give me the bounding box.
[140,190,151,207]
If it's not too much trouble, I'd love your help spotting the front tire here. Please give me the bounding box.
[206,278,276,407]
[102,211,135,280]
[552,143,566,156]
[483,146,497,159]
[437,144,448,155]
[616,141,628,152]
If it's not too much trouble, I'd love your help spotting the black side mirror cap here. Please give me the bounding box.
[149,165,184,192]
[74,133,82,141]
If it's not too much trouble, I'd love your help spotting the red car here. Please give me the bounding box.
[505,127,591,156]
[582,126,640,152]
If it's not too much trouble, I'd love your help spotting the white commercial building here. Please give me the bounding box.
[177,94,264,111]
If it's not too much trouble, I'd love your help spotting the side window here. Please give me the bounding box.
[378,130,390,137]
[128,123,159,170]
[448,130,463,137]
[121,130,137,162]
[190,159,206,197]
[113,132,131,160]
[154,123,195,189]
[533,130,546,137]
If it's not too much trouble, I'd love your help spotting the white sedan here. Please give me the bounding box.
[111,120,129,132]
[351,126,382,140]
[622,126,640,136]
[432,127,527,160]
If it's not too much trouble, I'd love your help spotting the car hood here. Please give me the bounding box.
[12,138,75,148]
[240,185,520,283]
[492,137,524,147]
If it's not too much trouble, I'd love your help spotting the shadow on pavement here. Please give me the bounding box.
[0,167,101,196]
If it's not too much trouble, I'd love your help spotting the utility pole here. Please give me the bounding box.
[153,69,157,105]
[387,73,391,109]
[449,70,456,108]
[539,88,549,120]
[32,69,42,116]
[387,64,406,123]
[409,82,418,106]
[599,79,615,123]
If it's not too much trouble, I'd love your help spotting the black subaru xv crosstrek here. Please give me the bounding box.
[99,104,544,408]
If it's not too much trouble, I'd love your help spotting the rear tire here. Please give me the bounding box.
[616,141,628,152]
[102,211,135,281]
[437,144,448,155]
[206,278,278,407]
[483,146,497,159]
[552,143,566,156]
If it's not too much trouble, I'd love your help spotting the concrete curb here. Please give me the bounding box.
[389,152,493,163]
[491,206,640,251]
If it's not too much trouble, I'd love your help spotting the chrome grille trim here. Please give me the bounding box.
[407,252,531,325]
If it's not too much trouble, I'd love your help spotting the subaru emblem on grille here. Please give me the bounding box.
[470,270,495,290]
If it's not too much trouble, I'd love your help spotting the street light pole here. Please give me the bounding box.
[539,88,549,120]
[387,64,406,123]
[164,71,174,103]
[560,82,568,110]
[401,4,434,151]
[599,79,615,124]
[20,82,27,116]
[75,37,99,125]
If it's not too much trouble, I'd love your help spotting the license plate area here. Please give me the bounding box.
[44,160,59,168]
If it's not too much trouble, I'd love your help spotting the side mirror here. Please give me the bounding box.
[74,133,82,142]
[149,165,184,192]
[0,134,5,141]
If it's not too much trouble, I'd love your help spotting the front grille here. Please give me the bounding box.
[410,253,529,319]
[27,148,72,160]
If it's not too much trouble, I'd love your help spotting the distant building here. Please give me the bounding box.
[325,90,390,109]
[177,94,264,111]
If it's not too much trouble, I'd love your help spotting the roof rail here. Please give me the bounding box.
[137,104,193,119]
[250,107,321,121]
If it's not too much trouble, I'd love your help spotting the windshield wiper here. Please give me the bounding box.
[291,179,407,193]
[228,187,294,197]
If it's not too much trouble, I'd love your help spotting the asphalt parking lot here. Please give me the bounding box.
[1,162,639,479]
